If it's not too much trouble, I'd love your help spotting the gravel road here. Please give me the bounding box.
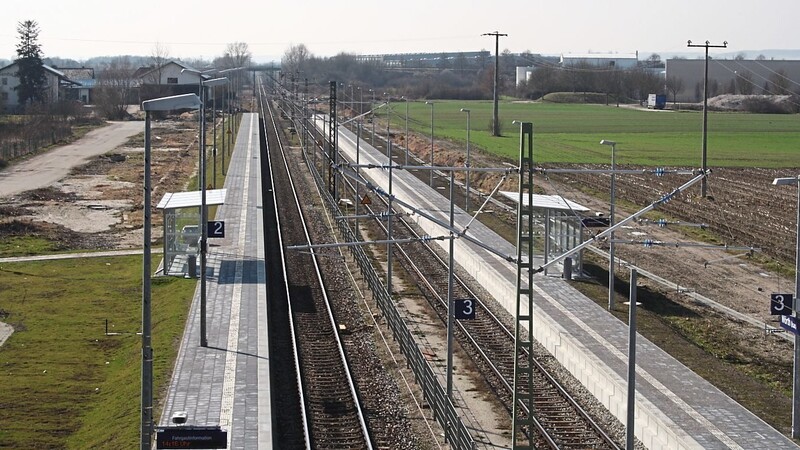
[0,121,142,199]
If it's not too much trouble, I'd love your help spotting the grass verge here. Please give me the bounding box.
[568,256,793,436]
[0,255,195,448]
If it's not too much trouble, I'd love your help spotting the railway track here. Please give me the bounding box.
[336,129,623,448]
[258,82,373,449]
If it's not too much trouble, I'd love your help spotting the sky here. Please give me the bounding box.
[2,0,799,64]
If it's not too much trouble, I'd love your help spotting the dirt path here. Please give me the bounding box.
[0,121,143,199]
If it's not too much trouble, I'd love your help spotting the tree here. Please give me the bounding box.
[14,20,47,107]
[225,42,252,68]
[666,75,684,104]
[736,70,755,95]
[148,42,170,85]
[769,69,792,94]
[95,57,136,120]
[645,53,663,68]
[282,44,312,75]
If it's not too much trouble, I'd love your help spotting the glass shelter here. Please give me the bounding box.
[156,189,227,277]
[500,191,590,276]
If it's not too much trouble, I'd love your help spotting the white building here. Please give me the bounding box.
[516,53,640,86]
[0,62,79,113]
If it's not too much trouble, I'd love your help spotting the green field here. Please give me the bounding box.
[0,254,195,449]
[387,100,800,168]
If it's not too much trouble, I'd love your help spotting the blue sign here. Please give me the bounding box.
[770,293,794,316]
[780,315,799,335]
[454,299,476,320]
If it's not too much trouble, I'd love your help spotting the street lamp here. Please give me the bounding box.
[460,108,471,212]
[773,174,800,438]
[209,79,229,188]
[183,73,228,349]
[369,89,376,147]
[402,96,409,165]
[601,139,617,310]
[219,67,242,175]
[426,101,434,187]
[140,93,202,450]
[349,84,355,113]
[384,92,390,150]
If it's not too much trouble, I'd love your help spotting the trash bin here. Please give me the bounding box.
[188,255,197,278]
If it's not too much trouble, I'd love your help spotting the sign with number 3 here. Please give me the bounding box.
[771,293,795,316]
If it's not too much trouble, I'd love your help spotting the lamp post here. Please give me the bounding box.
[217,67,242,175]
[460,108,471,212]
[369,89,375,147]
[184,74,228,349]
[601,139,617,310]
[426,101,434,187]
[209,79,229,187]
[773,175,800,438]
[140,93,202,450]
[349,84,355,113]
[402,96,409,165]
[384,92,390,151]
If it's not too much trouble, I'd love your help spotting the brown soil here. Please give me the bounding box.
[0,117,200,252]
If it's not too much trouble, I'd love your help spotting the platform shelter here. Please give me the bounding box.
[499,192,591,276]
[156,189,226,276]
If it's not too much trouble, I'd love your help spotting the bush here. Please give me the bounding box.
[542,92,608,104]
[741,97,792,114]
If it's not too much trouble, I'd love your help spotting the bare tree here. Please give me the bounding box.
[148,42,170,85]
[95,57,136,119]
[282,43,312,75]
[666,75,684,104]
[736,70,755,95]
[644,53,663,68]
[225,42,251,68]
[769,69,792,94]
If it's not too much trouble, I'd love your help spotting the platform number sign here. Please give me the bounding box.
[770,293,794,316]
[208,221,225,238]
[454,298,476,320]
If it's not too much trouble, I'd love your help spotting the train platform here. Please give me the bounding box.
[333,122,798,450]
[158,114,272,449]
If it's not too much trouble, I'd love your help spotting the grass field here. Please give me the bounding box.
[0,254,195,449]
[387,100,800,168]
[0,113,242,448]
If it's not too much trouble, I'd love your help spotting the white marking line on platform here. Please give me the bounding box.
[219,114,254,447]
[532,284,745,450]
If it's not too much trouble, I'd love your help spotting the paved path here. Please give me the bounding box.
[0,121,142,199]
[158,114,271,449]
